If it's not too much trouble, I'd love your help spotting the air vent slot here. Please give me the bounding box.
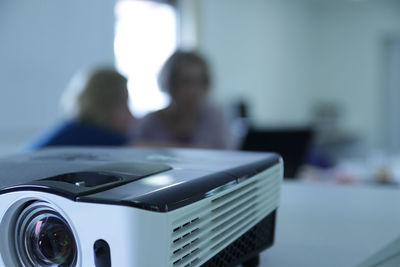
[169,165,281,267]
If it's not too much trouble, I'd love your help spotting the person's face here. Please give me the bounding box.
[170,63,209,112]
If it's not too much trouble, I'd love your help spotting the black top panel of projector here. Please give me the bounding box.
[0,147,280,212]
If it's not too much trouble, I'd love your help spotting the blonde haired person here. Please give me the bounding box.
[25,68,136,150]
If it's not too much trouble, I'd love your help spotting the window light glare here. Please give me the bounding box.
[114,0,177,117]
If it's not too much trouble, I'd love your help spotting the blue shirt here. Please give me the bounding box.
[24,120,128,151]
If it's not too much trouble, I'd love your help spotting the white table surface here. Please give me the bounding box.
[260,181,400,267]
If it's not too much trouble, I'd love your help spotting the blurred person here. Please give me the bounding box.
[135,50,230,149]
[24,68,136,150]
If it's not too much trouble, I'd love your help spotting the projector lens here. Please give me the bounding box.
[27,214,76,265]
[15,201,77,267]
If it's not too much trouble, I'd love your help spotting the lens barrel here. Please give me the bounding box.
[14,201,77,267]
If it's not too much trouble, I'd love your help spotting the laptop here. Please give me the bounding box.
[241,127,313,178]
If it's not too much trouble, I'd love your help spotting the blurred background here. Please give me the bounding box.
[1,0,400,183]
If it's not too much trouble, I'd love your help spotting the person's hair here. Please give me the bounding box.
[158,50,211,93]
[61,67,128,126]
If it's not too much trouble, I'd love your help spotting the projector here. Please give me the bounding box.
[0,147,282,267]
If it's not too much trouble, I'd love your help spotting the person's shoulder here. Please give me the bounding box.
[141,110,158,120]
[58,120,89,131]
[135,109,165,136]
[22,120,76,151]
[202,103,225,121]
[56,120,128,146]
[139,109,166,125]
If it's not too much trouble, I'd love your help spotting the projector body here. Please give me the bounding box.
[0,148,282,267]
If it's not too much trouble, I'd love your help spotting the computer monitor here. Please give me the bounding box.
[241,127,313,178]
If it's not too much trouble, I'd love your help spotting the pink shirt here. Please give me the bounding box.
[135,105,230,149]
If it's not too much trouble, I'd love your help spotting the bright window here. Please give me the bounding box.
[114,0,177,117]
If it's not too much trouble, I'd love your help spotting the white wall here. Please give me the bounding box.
[311,0,400,149]
[384,38,400,153]
[196,0,400,150]
[197,0,314,126]
[0,0,116,155]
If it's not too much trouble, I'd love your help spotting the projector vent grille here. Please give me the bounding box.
[169,165,281,267]
[202,210,275,267]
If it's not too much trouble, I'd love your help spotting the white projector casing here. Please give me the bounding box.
[0,147,282,267]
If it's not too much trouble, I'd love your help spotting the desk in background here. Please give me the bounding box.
[260,181,400,266]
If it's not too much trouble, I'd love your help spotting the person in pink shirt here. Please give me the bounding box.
[135,50,230,149]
